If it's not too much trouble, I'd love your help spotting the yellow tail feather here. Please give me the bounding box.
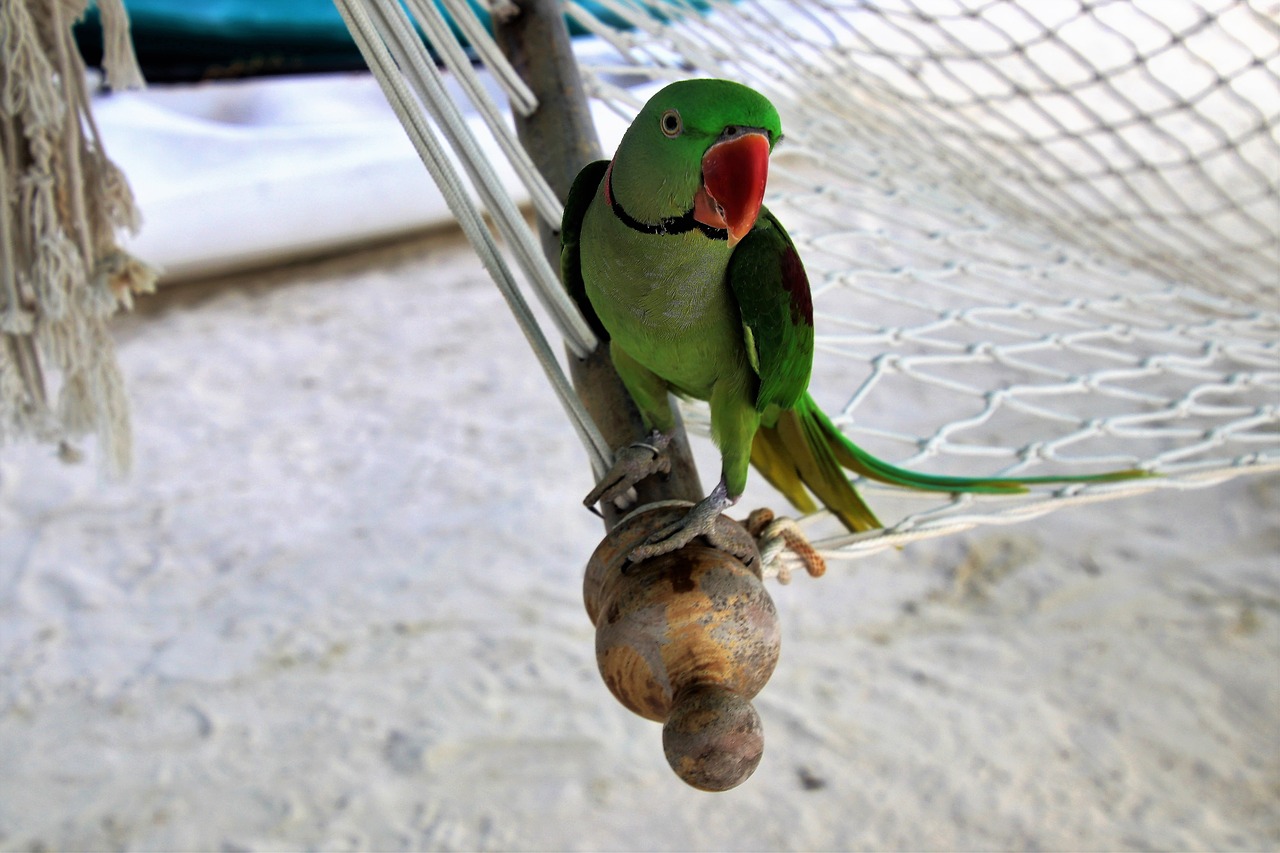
[750,408,883,532]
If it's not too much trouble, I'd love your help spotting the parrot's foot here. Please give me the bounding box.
[628,480,753,564]
[744,508,826,583]
[584,431,672,513]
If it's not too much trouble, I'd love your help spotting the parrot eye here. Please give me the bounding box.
[660,109,683,138]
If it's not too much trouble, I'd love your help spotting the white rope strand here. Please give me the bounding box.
[435,0,538,116]
[809,459,1280,560]
[334,0,612,476]
[401,0,563,226]
[361,0,597,360]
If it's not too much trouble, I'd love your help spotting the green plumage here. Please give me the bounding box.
[563,79,1147,534]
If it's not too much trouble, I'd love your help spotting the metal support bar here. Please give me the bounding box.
[491,0,704,526]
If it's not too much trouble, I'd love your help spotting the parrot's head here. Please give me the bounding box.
[612,79,782,247]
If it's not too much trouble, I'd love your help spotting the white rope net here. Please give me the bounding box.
[341,0,1279,560]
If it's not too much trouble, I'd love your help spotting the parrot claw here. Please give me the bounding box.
[584,431,672,512]
[628,481,751,564]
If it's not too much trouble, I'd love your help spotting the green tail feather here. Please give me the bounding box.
[751,402,883,532]
[804,394,1151,495]
[751,394,1152,533]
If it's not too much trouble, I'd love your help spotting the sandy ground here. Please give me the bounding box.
[1,229,1276,850]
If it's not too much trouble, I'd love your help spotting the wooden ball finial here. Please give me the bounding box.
[663,683,764,791]
[584,503,780,791]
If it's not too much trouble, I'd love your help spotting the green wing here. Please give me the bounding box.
[733,211,882,527]
[727,207,814,413]
[560,159,610,341]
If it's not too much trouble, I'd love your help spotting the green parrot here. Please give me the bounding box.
[562,78,1145,562]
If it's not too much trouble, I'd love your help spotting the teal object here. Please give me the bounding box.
[73,0,656,82]
[76,0,377,80]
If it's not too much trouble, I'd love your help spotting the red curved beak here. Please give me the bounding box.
[693,131,771,247]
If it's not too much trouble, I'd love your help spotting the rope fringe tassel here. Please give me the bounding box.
[0,0,155,473]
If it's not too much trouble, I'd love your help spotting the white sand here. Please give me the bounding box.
[1,231,1276,850]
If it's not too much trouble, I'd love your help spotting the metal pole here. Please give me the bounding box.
[491,0,704,525]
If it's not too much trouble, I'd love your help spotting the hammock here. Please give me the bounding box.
[5,0,1276,564]
[335,0,1278,562]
